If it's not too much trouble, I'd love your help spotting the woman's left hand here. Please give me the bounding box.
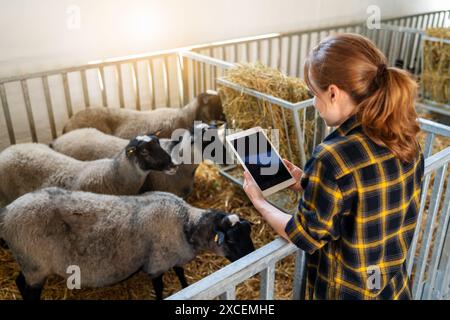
[243,171,266,208]
[243,171,293,243]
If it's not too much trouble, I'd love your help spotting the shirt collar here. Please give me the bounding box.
[335,113,362,136]
[323,113,362,141]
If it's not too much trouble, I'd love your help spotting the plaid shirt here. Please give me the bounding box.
[285,113,424,300]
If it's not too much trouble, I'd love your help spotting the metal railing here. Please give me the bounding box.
[190,11,449,83]
[364,23,426,74]
[0,51,184,147]
[407,119,450,299]
[166,238,297,300]
[363,23,450,116]
[185,10,449,117]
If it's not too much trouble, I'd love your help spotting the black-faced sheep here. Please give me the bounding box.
[0,187,255,300]
[62,92,225,139]
[0,135,176,205]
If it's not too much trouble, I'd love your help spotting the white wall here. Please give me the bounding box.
[0,0,448,78]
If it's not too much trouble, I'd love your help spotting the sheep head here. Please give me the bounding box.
[195,91,225,123]
[125,135,177,174]
[211,212,255,262]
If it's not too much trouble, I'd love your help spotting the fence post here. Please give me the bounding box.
[179,53,190,106]
[219,286,236,300]
[260,262,276,300]
[293,250,306,300]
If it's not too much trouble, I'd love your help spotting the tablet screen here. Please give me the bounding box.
[231,131,292,191]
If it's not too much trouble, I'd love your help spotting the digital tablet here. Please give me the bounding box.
[226,127,296,197]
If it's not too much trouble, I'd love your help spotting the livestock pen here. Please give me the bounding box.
[0,10,449,300]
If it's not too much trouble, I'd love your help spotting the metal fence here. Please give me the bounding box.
[362,22,450,116]
[0,50,190,148]
[0,10,449,300]
[185,10,449,117]
[189,11,449,85]
[407,119,450,299]
[365,23,426,75]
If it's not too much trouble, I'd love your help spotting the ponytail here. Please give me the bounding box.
[358,66,420,163]
[304,33,421,163]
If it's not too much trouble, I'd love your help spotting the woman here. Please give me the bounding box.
[243,33,424,300]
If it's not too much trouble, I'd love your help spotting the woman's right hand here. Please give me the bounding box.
[283,159,304,192]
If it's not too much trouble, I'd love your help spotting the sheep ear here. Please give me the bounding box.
[214,231,225,246]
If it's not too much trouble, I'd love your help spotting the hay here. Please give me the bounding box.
[422,28,450,104]
[218,63,314,164]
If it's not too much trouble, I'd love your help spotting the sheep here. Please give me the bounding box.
[50,124,229,288]
[50,123,229,199]
[0,135,177,205]
[0,187,255,300]
[62,91,225,139]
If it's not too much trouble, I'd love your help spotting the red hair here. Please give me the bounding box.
[304,33,420,163]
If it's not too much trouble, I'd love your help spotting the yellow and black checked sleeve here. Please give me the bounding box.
[285,156,349,254]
